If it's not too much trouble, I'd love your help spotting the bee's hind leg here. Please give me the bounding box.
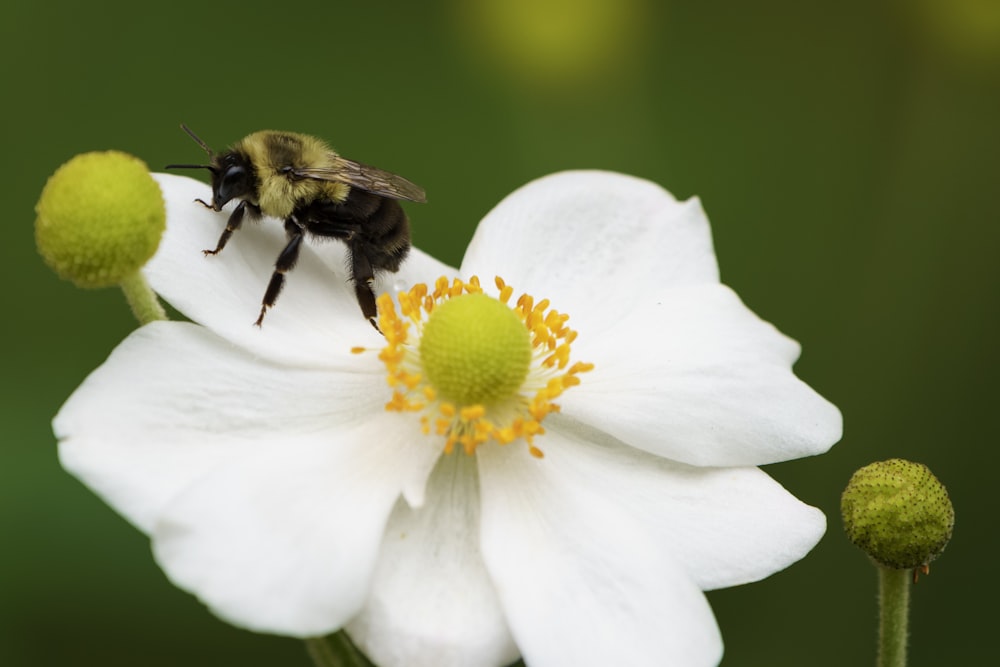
[349,246,381,333]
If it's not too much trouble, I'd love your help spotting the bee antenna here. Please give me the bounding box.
[178,123,215,159]
[164,163,218,174]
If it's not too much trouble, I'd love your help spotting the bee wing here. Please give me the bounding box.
[293,155,427,203]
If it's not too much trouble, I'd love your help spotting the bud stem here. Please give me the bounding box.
[304,632,373,667]
[877,566,910,667]
[119,271,166,325]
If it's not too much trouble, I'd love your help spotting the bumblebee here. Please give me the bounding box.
[166,125,425,328]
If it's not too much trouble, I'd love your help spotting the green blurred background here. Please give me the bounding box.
[3,0,998,664]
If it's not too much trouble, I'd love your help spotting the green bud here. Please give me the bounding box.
[841,458,954,570]
[35,151,165,288]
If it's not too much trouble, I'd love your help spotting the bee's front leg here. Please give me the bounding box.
[203,200,260,256]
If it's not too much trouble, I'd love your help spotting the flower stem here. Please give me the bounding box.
[877,566,910,667]
[119,271,166,325]
[304,632,373,667]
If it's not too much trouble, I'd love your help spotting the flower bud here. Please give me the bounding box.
[35,151,165,288]
[841,458,954,570]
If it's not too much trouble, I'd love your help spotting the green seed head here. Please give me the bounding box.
[841,458,954,569]
[35,151,165,288]
[419,293,532,406]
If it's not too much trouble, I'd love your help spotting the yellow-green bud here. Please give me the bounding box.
[841,458,954,570]
[35,151,165,288]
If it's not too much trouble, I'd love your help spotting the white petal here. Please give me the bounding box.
[152,414,442,637]
[348,454,518,667]
[477,436,723,667]
[564,284,842,466]
[55,321,387,532]
[460,171,719,337]
[145,173,454,366]
[542,417,826,590]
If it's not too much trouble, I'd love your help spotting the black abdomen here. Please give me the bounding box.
[298,187,411,272]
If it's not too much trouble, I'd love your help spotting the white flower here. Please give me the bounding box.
[55,170,842,667]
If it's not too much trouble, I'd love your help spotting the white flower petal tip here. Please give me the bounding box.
[477,441,724,667]
[53,321,392,534]
[348,455,519,667]
[562,282,843,467]
[150,418,442,638]
[461,171,720,335]
[665,466,829,590]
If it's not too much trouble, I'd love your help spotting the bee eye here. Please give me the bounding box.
[216,164,251,206]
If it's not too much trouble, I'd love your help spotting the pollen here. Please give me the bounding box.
[376,276,592,458]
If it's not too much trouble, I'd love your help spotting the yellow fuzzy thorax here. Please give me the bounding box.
[235,130,350,219]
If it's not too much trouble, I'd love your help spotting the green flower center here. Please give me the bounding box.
[419,292,532,406]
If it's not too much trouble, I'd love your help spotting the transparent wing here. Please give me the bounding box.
[292,155,427,203]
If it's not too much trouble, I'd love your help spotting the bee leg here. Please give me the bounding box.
[255,219,305,327]
[204,201,260,256]
[349,245,381,332]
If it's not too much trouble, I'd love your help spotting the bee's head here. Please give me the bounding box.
[209,151,254,210]
[165,124,255,210]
